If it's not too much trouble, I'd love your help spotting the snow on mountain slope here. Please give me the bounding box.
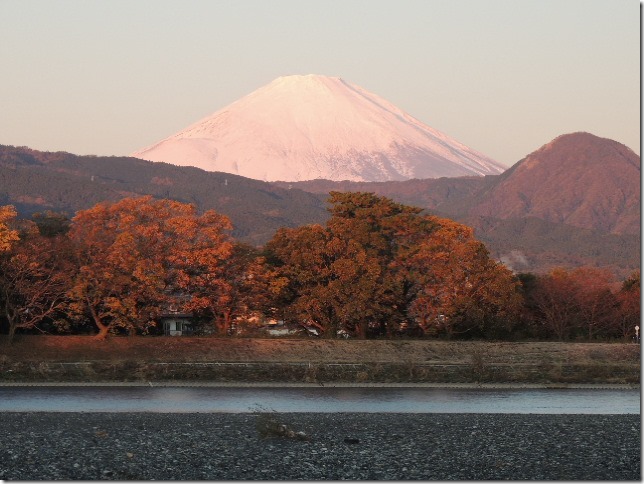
[131,75,505,182]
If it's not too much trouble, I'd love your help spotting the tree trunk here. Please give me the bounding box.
[86,295,109,340]
[214,315,227,335]
[222,310,232,335]
[94,323,110,340]
[7,321,16,344]
[4,305,17,344]
[356,321,367,339]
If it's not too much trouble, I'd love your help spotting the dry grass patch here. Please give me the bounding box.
[1,335,640,365]
[1,335,639,385]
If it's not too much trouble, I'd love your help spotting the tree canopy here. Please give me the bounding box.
[0,194,637,342]
[0,205,19,252]
[67,196,233,338]
[265,192,521,338]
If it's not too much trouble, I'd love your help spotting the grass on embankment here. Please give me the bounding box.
[0,335,640,384]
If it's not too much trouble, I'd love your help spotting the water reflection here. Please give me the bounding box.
[0,386,639,414]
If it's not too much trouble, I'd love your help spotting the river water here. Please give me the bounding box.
[0,386,639,414]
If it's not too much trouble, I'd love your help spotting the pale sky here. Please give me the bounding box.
[0,0,639,167]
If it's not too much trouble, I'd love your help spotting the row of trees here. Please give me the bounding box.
[519,268,640,342]
[0,193,639,342]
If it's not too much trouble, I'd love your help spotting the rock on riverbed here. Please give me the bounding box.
[0,413,639,480]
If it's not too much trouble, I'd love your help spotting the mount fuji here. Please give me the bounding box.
[131,74,506,182]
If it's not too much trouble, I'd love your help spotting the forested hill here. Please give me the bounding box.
[273,133,640,236]
[0,134,639,277]
[0,145,328,245]
[272,133,641,278]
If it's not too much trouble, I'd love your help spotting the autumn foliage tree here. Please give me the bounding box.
[529,269,584,341]
[406,218,522,339]
[0,220,74,342]
[526,267,620,341]
[0,193,635,343]
[265,224,335,334]
[204,242,288,335]
[571,267,617,340]
[0,205,19,252]
[325,192,436,337]
[266,193,430,337]
[265,192,521,339]
[31,210,71,237]
[67,196,233,339]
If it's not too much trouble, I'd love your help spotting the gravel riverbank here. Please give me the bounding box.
[0,412,639,480]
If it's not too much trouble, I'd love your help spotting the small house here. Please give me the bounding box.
[159,312,194,336]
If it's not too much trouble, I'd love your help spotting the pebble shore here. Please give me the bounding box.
[1,412,640,480]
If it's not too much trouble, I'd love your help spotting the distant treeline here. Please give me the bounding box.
[0,193,639,342]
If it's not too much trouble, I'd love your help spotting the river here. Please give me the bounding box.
[0,385,639,414]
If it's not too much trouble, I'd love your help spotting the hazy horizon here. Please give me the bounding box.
[0,0,639,167]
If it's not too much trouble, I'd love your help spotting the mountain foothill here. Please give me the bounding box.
[277,132,640,277]
[0,75,639,278]
[0,131,639,278]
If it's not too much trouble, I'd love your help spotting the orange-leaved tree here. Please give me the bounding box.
[204,242,288,335]
[268,223,388,337]
[569,267,617,340]
[266,193,428,338]
[265,224,339,335]
[0,221,75,342]
[68,196,233,339]
[325,192,433,337]
[0,205,19,252]
[266,192,520,339]
[530,267,618,341]
[405,217,522,338]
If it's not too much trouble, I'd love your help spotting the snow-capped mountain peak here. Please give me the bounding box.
[131,74,505,182]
